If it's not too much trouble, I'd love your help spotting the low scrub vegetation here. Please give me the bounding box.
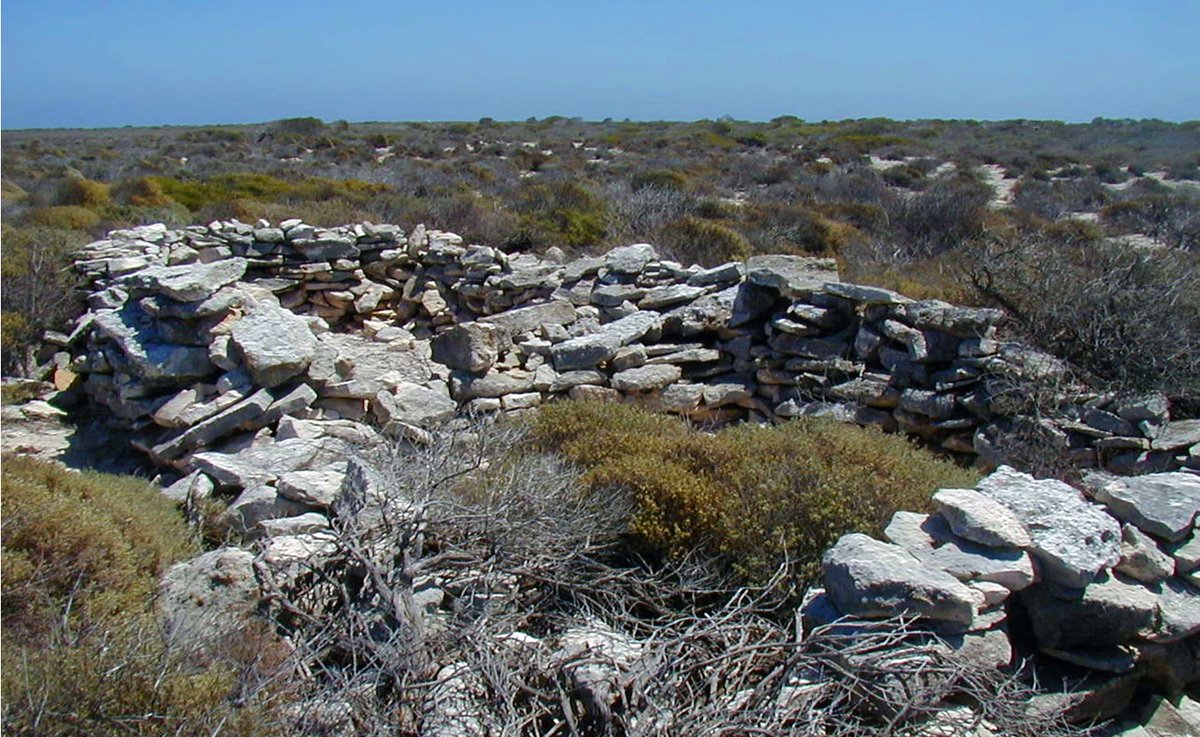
[530,401,977,582]
[0,456,283,736]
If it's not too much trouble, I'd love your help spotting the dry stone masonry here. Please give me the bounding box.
[61,219,1199,483]
[809,464,1199,718]
[49,219,1200,730]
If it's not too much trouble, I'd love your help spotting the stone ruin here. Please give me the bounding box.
[41,219,1200,729]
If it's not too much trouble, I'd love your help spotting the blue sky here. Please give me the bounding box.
[2,0,1198,129]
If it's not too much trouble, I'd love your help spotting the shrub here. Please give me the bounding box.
[24,204,100,230]
[630,169,689,192]
[530,402,976,582]
[507,180,609,249]
[964,235,1200,400]
[1,456,285,736]
[743,202,861,256]
[658,216,751,266]
[1,225,88,374]
[58,176,112,208]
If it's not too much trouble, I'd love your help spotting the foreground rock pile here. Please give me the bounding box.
[810,465,1200,719]
[35,218,1200,733]
[59,220,1199,488]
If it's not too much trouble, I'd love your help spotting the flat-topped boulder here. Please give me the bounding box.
[230,298,318,388]
[745,254,839,297]
[976,466,1121,588]
[821,533,982,625]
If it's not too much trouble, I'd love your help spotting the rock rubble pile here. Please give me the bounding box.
[59,220,1199,491]
[810,465,1200,718]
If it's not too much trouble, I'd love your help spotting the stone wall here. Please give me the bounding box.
[61,219,1199,481]
[57,219,1200,720]
[809,464,1199,715]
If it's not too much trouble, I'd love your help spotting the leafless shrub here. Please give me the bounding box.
[964,233,1200,403]
[258,418,1099,736]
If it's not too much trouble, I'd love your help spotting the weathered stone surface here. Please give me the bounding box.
[431,322,505,373]
[192,437,347,488]
[308,332,432,398]
[224,484,314,533]
[93,303,213,385]
[1170,531,1200,573]
[151,389,273,459]
[746,255,839,297]
[604,243,657,274]
[479,299,576,337]
[550,311,660,371]
[1152,420,1200,451]
[933,488,1032,549]
[158,548,259,651]
[610,364,682,392]
[451,369,535,400]
[822,533,982,625]
[258,512,331,538]
[976,466,1121,587]
[889,301,1002,338]
[823,281,909,305]
[1021,574,1158,649]
[125,258,247,301]
[924,538,1036,591]
[1092,472,1200,542]
[638,284,708,310]
[884,511,953,554]
[376,382,456,428]
[1152,578,1200,643]
[1116,524,1176,583]
[276,469,345,507]
[161,470,214,505]
[231,299,317,388]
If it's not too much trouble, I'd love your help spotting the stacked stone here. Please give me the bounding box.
[810,465,1200,715]
[64,220,1200,489]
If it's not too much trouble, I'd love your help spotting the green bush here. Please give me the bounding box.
[530,402,976,582]
[24,205,101,230]
[659,216,751,266]
[1,456,284,736]
[630,169,689,191]
[58,176,112,208]
[507,180,609,249]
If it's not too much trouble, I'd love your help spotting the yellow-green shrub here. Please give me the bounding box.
[659,216,751,266]
[1,456,284,736]
[530,402,977,582]
[24,204,101,230]
[58,176,112,208]
[1,455,198,635]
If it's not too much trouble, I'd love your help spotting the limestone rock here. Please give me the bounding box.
[1021,574,1158,650]
[745,254,839,297]
[1091,472,1200,543]
[1116,523,1176,583]
[610,364,682,392]
[231,299,317,388]
[821,533,982,625]
[550,311,660,371]
[124,258,247,301]
[158,548,260,653]
[1152,420,1200,451]
[933,487,1032,549]
[976,466,1121,587]
[604,243,657,274]
[276,469,346,507]
[925,538,1035,591]
[430,322,505,373]
[376,382,457,429]
[224,484,314,533]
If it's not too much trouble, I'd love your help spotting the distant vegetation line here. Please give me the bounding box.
[2,116,1198,402]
